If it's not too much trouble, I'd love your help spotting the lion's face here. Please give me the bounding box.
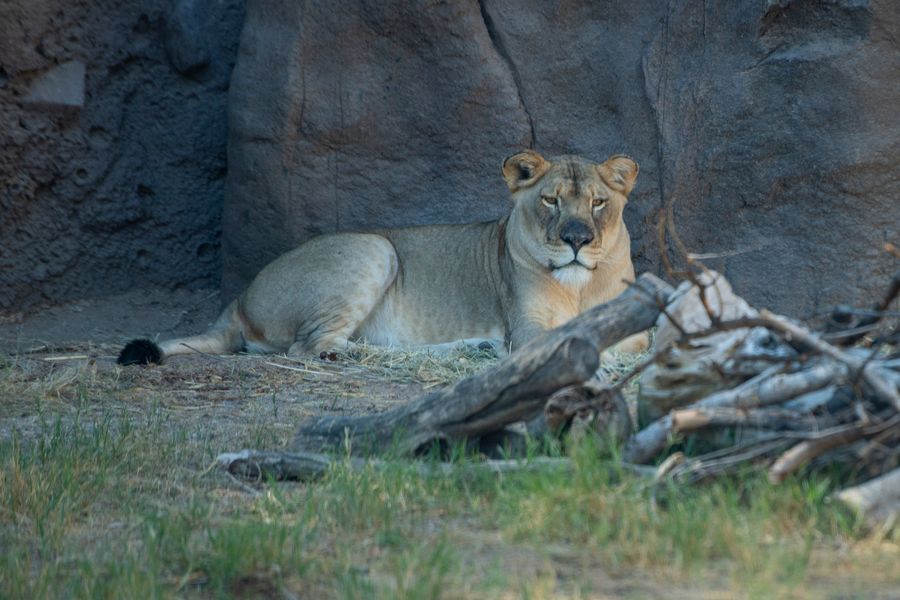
[502,151,639,287]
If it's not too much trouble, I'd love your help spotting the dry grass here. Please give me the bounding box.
[343,342,502,387]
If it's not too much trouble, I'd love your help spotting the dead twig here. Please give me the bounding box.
[669,438,794,484]
[826,271,900,346]
[757,310,900,412]
[768,414,900,483]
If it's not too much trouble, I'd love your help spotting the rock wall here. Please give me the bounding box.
[224,0,899,316]
[645,0,900,314]
[0,0,244,315]
[2,0,897,319]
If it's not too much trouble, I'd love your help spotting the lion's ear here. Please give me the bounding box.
[502,150,550,192]
[598,155,639,195]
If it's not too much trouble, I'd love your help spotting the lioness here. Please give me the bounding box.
[118,150,646,365]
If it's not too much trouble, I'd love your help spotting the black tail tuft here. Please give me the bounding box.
[117,339,163,365]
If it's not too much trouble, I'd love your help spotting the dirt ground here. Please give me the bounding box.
[0,287,437,445]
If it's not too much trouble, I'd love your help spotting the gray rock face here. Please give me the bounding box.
[2,0,897,319]
[224,0,899,315]
[644,0,900,314]
[0,0,244,314]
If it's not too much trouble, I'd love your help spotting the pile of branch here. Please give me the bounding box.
[218,269,899,526]
[622,268,900,526]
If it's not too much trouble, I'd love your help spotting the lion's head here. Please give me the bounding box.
[501,150,639,287]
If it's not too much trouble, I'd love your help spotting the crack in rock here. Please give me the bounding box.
[476,0,536,148]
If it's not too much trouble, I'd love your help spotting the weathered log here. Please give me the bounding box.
[835,467,900,527]
[625,362,839,464]
[784,385,842,412]
[291,273,674,456]
[217,449,657,481]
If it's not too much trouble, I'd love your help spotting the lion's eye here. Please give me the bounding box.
[592,198,608,209]
[541,196,559,208]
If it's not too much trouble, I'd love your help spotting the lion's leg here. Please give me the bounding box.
[248,234,398,356]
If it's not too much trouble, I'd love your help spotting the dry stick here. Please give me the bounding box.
[665,194,691,271]
[670,438,794,485]
[631,275,688,338]
[688,247,764,261]
[656,205,679,281]
[217,449,657,482]
[653,197,703,334]
[857,425,900,462]
[874,271,900,312]
[663,194,723,325]
[670,406,824,433]
[768,414,900,484]
[290,274,675,456]
[823,322,884,342]
[623,362,839,464]
[757,310,900,412]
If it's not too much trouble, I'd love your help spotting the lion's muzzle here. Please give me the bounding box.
[559,220,594,254]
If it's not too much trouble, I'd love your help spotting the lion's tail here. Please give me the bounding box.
[117,300,245,365]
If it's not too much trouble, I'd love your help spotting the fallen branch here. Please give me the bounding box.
[217,449,657,482]
[291,274,674,456]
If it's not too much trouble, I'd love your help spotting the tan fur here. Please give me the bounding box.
[148,151,647,360]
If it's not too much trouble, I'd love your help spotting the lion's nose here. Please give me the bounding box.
[560,221,594,253]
